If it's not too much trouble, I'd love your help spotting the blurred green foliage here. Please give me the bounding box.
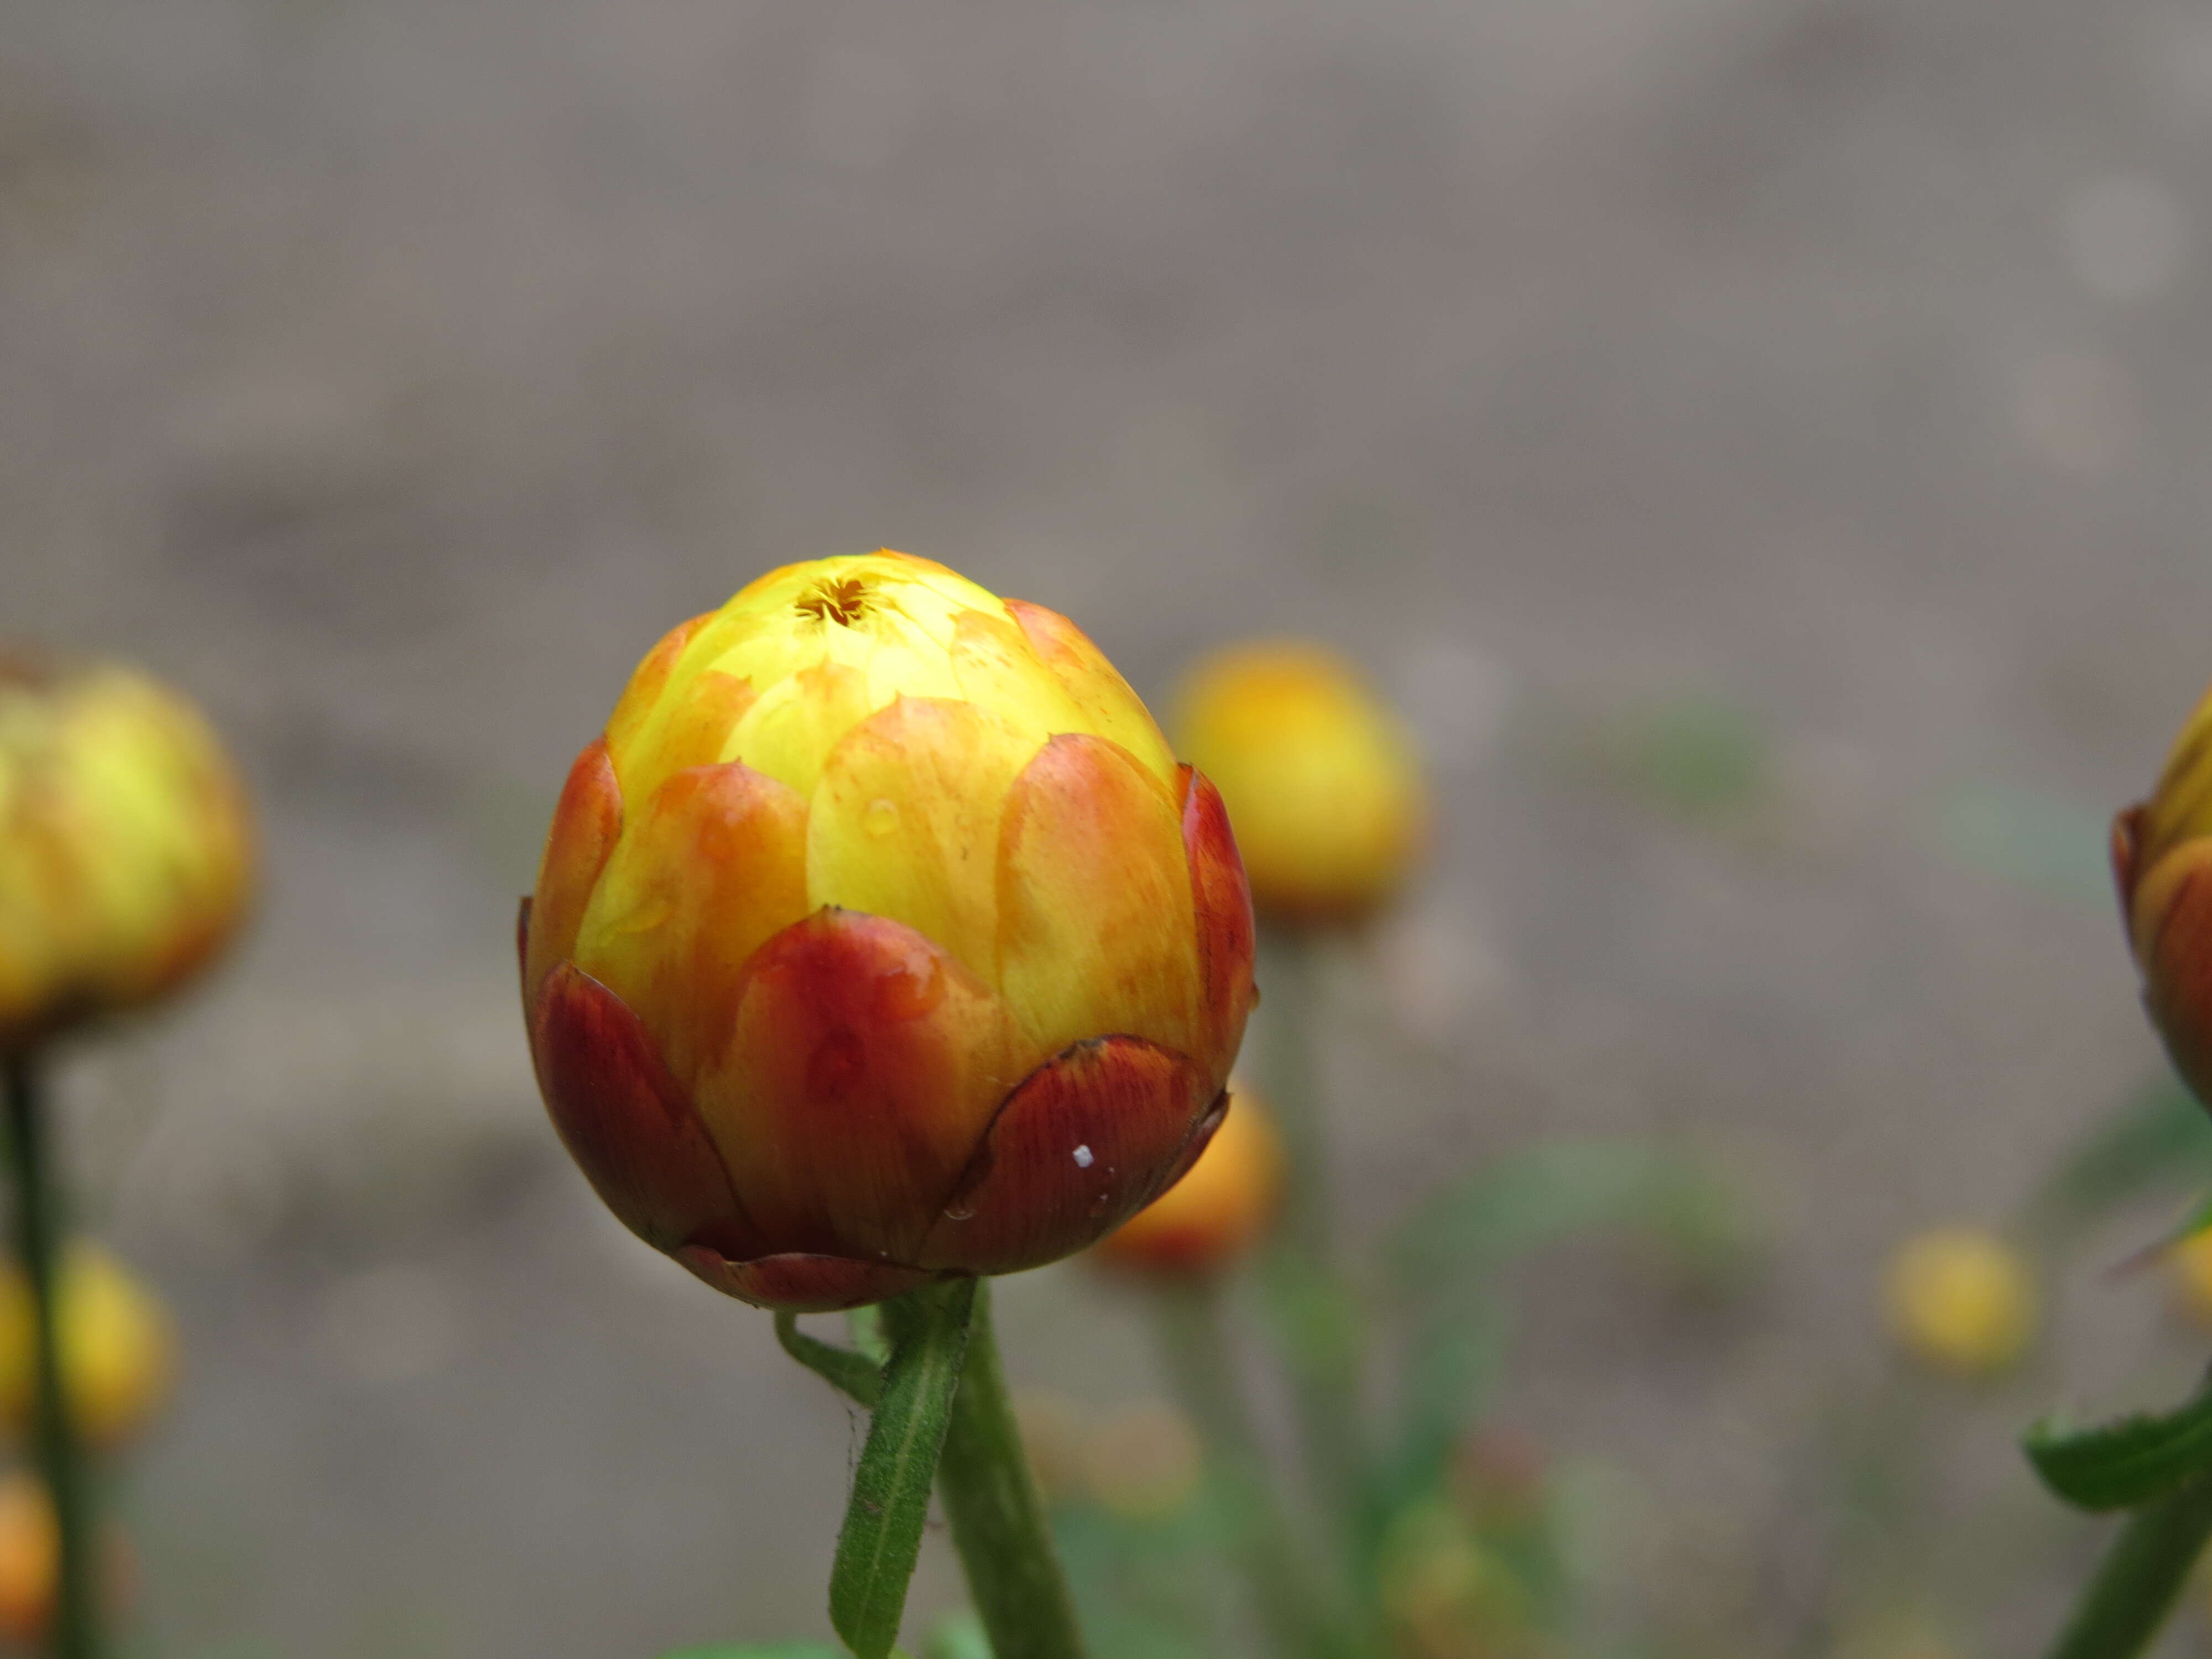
[2024,1076,2212,1243]
[1930,779,2112,906]
[2027,1374,2212,1512]
[1567,695,1774,823]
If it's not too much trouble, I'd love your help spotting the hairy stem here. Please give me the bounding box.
[934,1281,1088,1659]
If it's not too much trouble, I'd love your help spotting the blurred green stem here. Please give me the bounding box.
[1261,935,1332,1263]
[1256,933,1369,1536]
[934,1281,1088,1659]
[2,1053,98,1659]
[1151,1280,1365,1659]
[2044,1478,2212,1659]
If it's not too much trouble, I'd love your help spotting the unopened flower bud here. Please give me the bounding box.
[0,659,253,1050]
[1091,1086,1282,1277]
[0,1245,176,1453]
[1173,643,1425,926]
[2115,684,2212,1105]
[1882,1226,2036,1380]
[522,552,1256,1312]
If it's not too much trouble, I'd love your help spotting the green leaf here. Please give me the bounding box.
[2026,1076,2212,1239]
[2026,1374,2212,1511]
[656,1646,844,1658]
[778,1310,884,1408]
[830,1280,977,1659]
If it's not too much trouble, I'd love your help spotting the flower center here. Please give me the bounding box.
[795,575,872,627]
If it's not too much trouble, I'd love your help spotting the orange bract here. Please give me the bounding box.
[522,551,1258,1310]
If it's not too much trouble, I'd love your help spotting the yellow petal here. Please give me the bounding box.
[572,761,810,1087]
[995,733,1202,1059]
[949,608,1086,749]
[604,612,715,760]
[806,696,1037,984]
[607,669,758,808]
[1004,601,1177,787]
[721,658,876,799]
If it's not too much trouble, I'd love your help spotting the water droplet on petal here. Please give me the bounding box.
[942,1201,975,1222]
[864,797,900,837]
[617,896,675,935]
[877,952,945,1020]
[1072,1145,1094,1168]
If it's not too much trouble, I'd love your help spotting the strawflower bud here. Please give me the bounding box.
[0,1245,176,1453]
[0,658,253,1051]
[1091,1084,1282,1276]
[521,552,1256,1312]
[2114,683,2212,1106]
[1882,1225,2036,1380]
[1173,642,1425,926]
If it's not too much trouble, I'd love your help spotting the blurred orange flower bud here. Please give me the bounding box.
[2115,684,2212,1105]
[1173,643,1425,926]
[0,1245,176,1453]
[1882,1226,2036,1380]
[0,659,253,1051]
[0,1469,131,1644]
[1092,1085,1282,1276]
[521,552,1256,1312]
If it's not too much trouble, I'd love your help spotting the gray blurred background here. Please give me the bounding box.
[10,0,2212,1653]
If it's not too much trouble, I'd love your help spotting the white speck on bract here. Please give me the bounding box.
[1072,1145,1094,1168]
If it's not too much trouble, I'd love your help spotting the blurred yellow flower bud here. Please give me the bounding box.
[0,659,253,1051]
[0,1469,131,1644]
[1092,1084,1283,1277]
[1376,1499,1533,1659]
[0,1245,176,1453]
[1882,1226,2036,1379]
[2115,684,2212,1106]
[1174,643,1425,926]
[523,552,1257,1312]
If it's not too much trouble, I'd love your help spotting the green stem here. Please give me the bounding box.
[1256,933,1369,1535]
[3,1053,98,1659]
[934,1280,1088,1659]
[2044,1478,2212,1659]
[1151,1281,1364,1659]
